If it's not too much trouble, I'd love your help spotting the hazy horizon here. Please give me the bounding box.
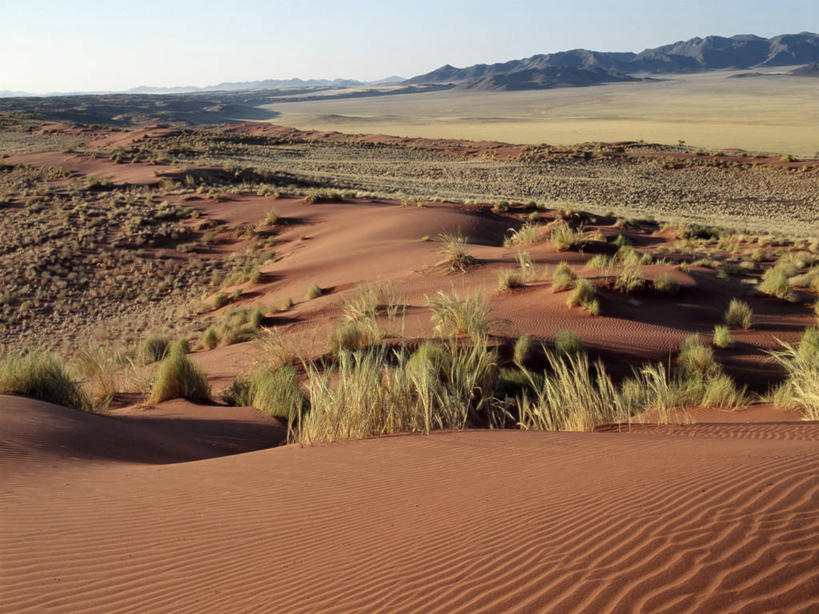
[3,0,818,94]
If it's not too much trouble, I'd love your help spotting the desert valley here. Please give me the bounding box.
[1,13,818,614]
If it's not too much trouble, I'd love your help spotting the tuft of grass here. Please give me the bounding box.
[227,365,305,420]
[497,268,523,291]
[213,292,230,309]
[329,321,369,354]
[712,325,733,348]
[758,265,797,301]
[724,299,753,329]
[551,261,577,292]
[653,273,680,296]
[566,278,599,315]
[73,344,123,409]
[554,329,582,356]
[517,350,627,432]
[139,335,171,364]
[201,326,219,350]
[436,231,478,272]
[305,283,322,301]
[0,351,88,411]
[427,290,493,341]
[678,335,721,381]
[614,265,645,294]
[549,221,585,251]
[504,223,538,247]
[513,335,533,366]
[767,327,819,420]
[296,340,498,444]
[263,208,280,225]
[148,350,210,404]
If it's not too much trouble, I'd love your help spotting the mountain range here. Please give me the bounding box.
[405,32,819,90]
[3,32,817,97]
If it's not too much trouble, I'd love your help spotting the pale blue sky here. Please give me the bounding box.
[2,0,817,93]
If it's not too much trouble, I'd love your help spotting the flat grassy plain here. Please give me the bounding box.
[260,71,819,159]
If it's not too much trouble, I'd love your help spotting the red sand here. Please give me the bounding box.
[2,399,817,613]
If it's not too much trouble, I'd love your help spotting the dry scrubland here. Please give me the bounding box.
[2,117,819,613]
[262,71,819,159]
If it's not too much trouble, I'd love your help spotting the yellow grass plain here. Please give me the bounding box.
[259,70,819,158]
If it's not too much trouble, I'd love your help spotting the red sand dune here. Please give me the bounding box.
[2,399,817,613]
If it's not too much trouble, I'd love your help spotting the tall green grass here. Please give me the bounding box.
[768,327,819,420]
[0,351,88,410]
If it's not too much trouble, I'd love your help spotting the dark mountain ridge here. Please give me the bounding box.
[406,32,819,90]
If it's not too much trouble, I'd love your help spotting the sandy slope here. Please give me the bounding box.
[2,400,817,613]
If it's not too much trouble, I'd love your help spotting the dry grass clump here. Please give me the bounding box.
[724,299,753,329]
[548,221,585,251]
[148,349,210,404]
[73,343,124,409]
[224,365,305,420]
[517,350,627,432]
[551,262,577,292]
[566,278,600,315]
[653,273,680,295]
[712,325,733,348]
[138,335,172,364]
[436,231,478,272]
[497,268,524,291]
[768,327,819,420]
[614,265,645,294]
[296,339,498,444]
[0,351,88,410]
[200,306,267,349]
[503,223,539,247]
[554,329,582,356]
[758,264,797,301]
[304,283,323,301]
[427,290,493,340]
[678,335,722,381]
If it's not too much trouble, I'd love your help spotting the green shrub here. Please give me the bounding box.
[724,299,753,329]
[712,325,733,348]
[554,329,582,356]
[148,350,210,404]
[0,351,88,410]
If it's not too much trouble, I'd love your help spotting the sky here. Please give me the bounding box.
[2,0,817,93]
